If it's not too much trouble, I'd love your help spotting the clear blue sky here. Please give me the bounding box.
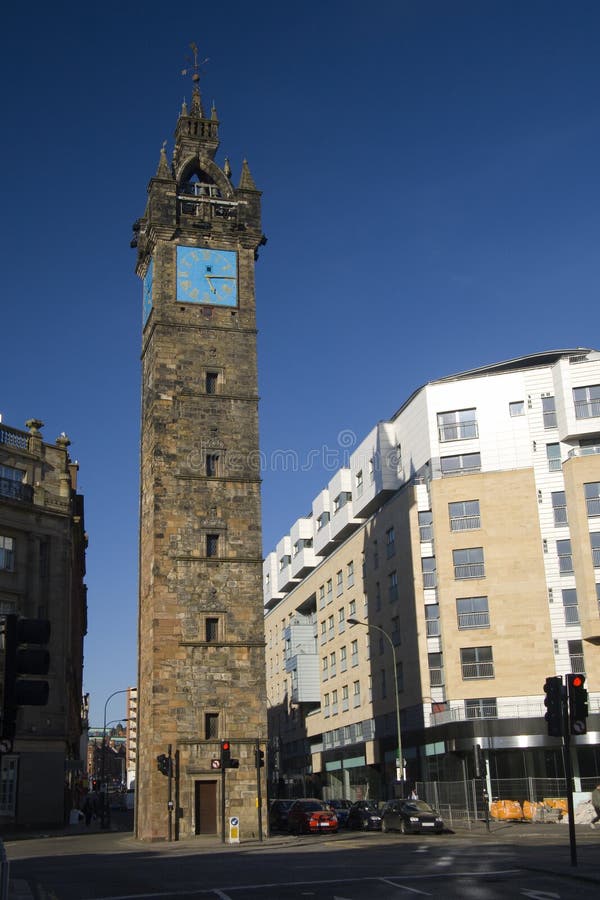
[2,1,599,726]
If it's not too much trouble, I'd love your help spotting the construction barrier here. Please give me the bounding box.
[490,799,523,821]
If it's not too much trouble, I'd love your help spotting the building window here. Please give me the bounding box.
[322,656,329,681]
[461,646,494,680]
[205,371,219,394]
[388,570,398,602]
[453,547,485,579]
[428,652,444,687]
[380,668,387,699]
[320,621,327,645]
[352,680,361,707]
[338,607,345,633]
[342,684,349,711]
[326,579,333,603]
[557,539,573,573]
[573,384,600,419]
[340,645,347,672]
[437,408,478,442]
[591,532,600,567]
[323,693,330,717]
[0,536,15,572]
[356,470,363,496]
[350,639,358,666]
[396,661,404,693]
[373,540,379,569]
[347,560,354,587]
[317,511,330,531]
[206,534,219,557]
[449,500,481,531]
[204,713,219,739]
[386,527,396,558]
[441,452,481,475]
[319,585,325,609]
[568,639,585,674]
[585,483,600,517]
[551,491,568,526]
[562,589,580,625]
[205,618,219,641]
[279,554,291,571]
[419,510,433,542]
[333,491,352,514]
[349,598,356,617]
[457,596,489,629]
[0,465,29,502]
[330,651,336,676]
[542,395,557,428]
[422,557,437,588]
[206,453,220,477]
[509,401,525,417]
[391,615,401,645]
[425,604,440,637]
[465,698,497,718]
[546,443,561,472]
[331,689,338,715]
[336,570,343,596]
[375,581,381,610]
[328,615,335,638]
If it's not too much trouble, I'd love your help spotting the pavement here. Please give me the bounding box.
[2,817,600,898]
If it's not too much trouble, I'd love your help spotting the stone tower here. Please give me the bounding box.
[133,61,267,841]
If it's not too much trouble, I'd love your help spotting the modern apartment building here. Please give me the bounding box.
[264,349,600,801]
[0,417,87,825]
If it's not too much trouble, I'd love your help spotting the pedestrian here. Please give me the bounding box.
[591,783,600,828]
[82,789,99,826]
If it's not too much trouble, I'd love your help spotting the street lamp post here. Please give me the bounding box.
[100,689,129,827]
[347,617,405,796]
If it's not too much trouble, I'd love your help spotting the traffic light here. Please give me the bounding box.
[156,754,171,776]
[543,675,563,737]
[566,673,588,735]
[2,615,51,741]
[255,747,265,768]
[220,740,231,768]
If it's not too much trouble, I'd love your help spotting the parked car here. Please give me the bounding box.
[381,799,444,834]
[287,798,339,834]
[346,800,382,830]
[269,799,294,832]
[327,799,352,827]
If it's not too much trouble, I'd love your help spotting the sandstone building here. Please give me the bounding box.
[0,417,87,826]
[134,65,267,840]
[264,349,600,802]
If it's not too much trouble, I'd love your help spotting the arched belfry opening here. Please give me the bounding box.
[181,170,221,200]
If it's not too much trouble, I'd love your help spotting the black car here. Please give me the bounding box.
[381,799,444,834]
[327,799,352,827]
[346,800,382,830]
[268,799,294,832]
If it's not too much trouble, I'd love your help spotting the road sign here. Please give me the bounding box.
[210,758,221,769]
[228,815,239,843]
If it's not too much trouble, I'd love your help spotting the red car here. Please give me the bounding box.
[287,799,338,834]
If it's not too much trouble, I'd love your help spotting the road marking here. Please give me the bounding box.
[379,878,431,895]
[521,892,560,899]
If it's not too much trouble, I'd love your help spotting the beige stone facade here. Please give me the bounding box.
[135,80,267,840]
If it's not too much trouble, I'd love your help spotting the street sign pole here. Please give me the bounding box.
[561,683,577,867]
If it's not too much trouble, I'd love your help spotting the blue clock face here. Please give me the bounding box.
[142,258,153,326]
[176,246,238,307]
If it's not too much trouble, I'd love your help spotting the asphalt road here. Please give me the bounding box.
[4,823,600,899]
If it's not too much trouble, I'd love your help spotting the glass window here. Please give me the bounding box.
[542,396,557,428]
[422,557,437,588]
[568,639,585,673]
[356,470,363,496]
[557,539,573,573]
[591,532,600,568]
[437,408,478,442]
[204,713,219,739]
[205,618,219,641]
[551,491,567,526]
[388,570,398,602]
[425,604,440,637]
[546,443,561,472]
[465,698,497,718]
[386,527,395,558]
[509,401,525,417]
[206,534,219,557]
[584,483,600,517]
[457,596,489,629]
[441,453,481,475]
[461,646,494,679]
[347,560,354,586]
[453,547,485,579]
[449,500,481,531]
[428,652,444,686]
[573,384,600,419]
[206,371,218,394]
[562,589,579,625]
[0,536,15,571]
[419,510,433,542]
[336,570,343,596]
[326,579,333,602]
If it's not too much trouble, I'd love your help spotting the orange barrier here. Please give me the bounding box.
[542,798,568,814]
[490,799,523,821]
[522,800,544,820]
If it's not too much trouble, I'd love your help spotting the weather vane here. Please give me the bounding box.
[181,42,209,86]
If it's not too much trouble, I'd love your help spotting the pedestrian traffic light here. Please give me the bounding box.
[566,673,588,735]
[543,675,563,737]
[255,747,265,768]
[156,753,171,776]
[220,740,231,768]
[2,615,51,741]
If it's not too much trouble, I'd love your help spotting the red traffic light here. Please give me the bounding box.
[221,741,230,751]
[571,675,584,688]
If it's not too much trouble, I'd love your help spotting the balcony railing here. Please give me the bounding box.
[450,515,481,532]
[438,422,478,442]
[454,563,485,579]
[0,478,33,503]
[575,399,600,419]
[458,611,490,629]
[0,426,29,449]
[462,662,494,679]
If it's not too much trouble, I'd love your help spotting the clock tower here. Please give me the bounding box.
[133,60,267,841]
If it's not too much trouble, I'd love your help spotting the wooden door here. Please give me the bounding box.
[194,780,217,834]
